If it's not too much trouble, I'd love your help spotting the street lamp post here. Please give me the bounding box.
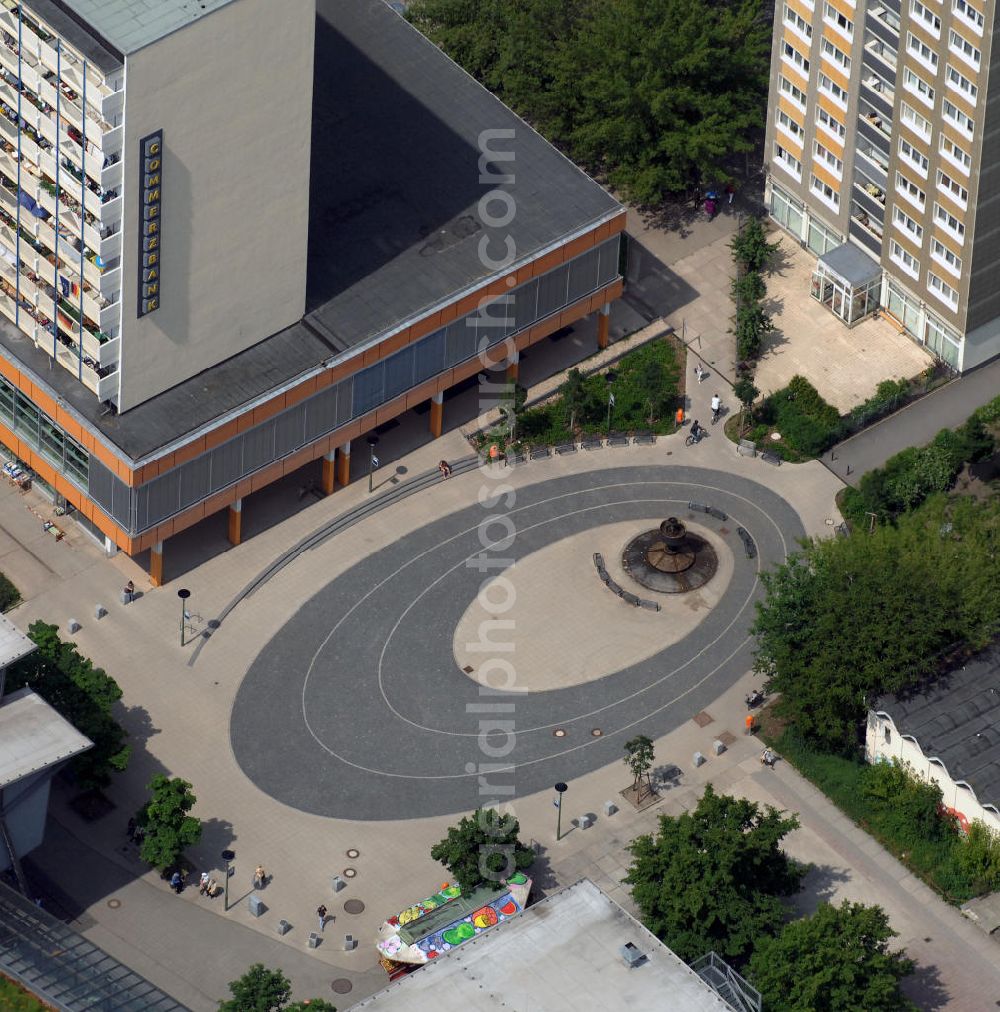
[366,435,379,494]
[554,782,568,841]
[177,588,191,646]
[221,849,235,911]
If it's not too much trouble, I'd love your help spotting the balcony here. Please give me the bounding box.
[862,74,894,115]
[863,35,897,73]
[859,105,892,142]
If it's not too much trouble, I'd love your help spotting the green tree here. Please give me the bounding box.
[218,964,337,1012]
[753,497,1000,751]
[431,807,534,895]
[499,381,527,440]
[136,775,202,872]
[731,217,780,272]
[635,356,670,424]
[561,368,588,432]
[957,821,1000,894]
[732,270,766,305]
[748,902,916,1011]
[734,301,774,361]
[3,621,130,789]
[623,735,655,797]
[624,784,802,962]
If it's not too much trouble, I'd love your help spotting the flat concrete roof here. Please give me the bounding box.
[46,0,239,55]
[0,613,36,671]
[304,0,622,349]
[30,0,123,73]
[351,879,732,1011]
[0,687,92,789]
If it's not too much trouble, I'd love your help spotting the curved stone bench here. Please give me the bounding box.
[737,526,757,559]
[593,553,661,611]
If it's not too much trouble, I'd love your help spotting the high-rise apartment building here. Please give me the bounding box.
[764,0,1000,372]
[0,0,625,583]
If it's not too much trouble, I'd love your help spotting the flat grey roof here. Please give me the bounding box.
[0,613,36,671]
[46,0,239,55]
[305,0,622,350]
[873,645,1000,811]
[0,687,92,789]
[30,0,122,73]
[352,879,732,1011]
[818,241,880,288]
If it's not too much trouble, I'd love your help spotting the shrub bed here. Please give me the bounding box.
[0,571,20,612]
[751,376,841,458]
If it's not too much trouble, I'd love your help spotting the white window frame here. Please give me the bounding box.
[892,205,923,242]
[939,135,971,175]
[819,72,849,108]
[903,67,935,108]
[910,0,941,37]
[936,169,969,209]
[814,140,844,178]
[890,240,920,279]
[930,238,963,278]
[945,64,978,104]
[898,137,929,177]
[934,202,966,244]
[928,271,959,310]
[896,171,926,211]
[948,28,981,70]
[821,37,852,73]
[942,99,974,138]
[906,31,938,72]
[775,107,804,144]
[816,106,846,143]
[823,1,853,39]
[953,0,984,36]
[783,3,813,41]
[774,142,803,181]
[782,40,811,77]
[810,173,840,211]
[779,75,807,110]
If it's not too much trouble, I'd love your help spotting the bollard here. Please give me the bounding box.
[308,932,321,949]
[67,618,81,633]
[713,739,726,756]
[331,875,346,893]
[693,751,706,767]
[94,604,107,620]
[277,919,291,936]
[603,801,618,817]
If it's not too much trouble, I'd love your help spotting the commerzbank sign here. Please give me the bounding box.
[137,130,162,317]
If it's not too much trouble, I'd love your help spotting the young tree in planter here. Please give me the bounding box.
[135,774,202,872]
[624,784,802,962]
[431,807,534,896]
[218,964,337,1012]
[636,356,669,425]
[733,376,759,434]
[747,902,916,1012]
[561,368,588,432]
[732,270,766,306]
[735,302,774,362]
[499,381,527,440]
[623,735,655,800]
[730,217,780,273]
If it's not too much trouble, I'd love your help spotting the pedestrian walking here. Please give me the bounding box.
[170,871,183,894]
[438,459,452,478]
[694,363,705,384]
[675,406,685,428]
[199,872,211,895]
[726,182,735,206]
[253,865,267,889]
[123,580,135,603]
[317,904,328,932]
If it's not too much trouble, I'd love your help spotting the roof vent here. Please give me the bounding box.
[620,942,646,968]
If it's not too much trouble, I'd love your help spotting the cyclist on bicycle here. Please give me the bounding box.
[689,419,703,442]
[711,394,721,423]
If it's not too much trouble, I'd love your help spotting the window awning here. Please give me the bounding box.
[817,242,881,289]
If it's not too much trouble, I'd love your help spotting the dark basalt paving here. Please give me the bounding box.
[230,466,803,821]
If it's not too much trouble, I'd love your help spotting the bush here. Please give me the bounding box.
[973,393,1000,426]
[732,270,766,305]
[730,218,779,273]
[0,572,20,612]
[758,376,840,456]
[956,821,1000,894]
[735,303,773,361]
[843,378,912,435]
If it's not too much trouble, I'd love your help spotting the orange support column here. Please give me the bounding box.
[321,450,336,495]
[429,391,444,438]
[597,304,610,350]
[505,350,520,383]
[336,442,351,488]
[227,498,242,546]
[150,540,164,587]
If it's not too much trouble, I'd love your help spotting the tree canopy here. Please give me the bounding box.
[218,964,336,1012]
[136,775,202,872]
[752,496,1000,751]
[408,0,772,202]
[431,807,535,895]
[624,784,802,962]
[747,902,916,1011]
[4,620,130,789]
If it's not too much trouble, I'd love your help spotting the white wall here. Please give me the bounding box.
[117,0,315,409]
[865,711,1000,835]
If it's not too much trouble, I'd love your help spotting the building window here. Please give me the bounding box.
[940,135,972,175]
[945,64,978,104]
[895,171,925,210]
[910,0,941,36]
[898,137,929,177]
[782,40,810,76]
[906,31,938,71]
[903,67,935,108]
[930,238,963,278]
[925,314,962,367]
[900,102,931,141]
[783,3,813,40]
[893,206,923,242]
[814,140,843,177]
[934,202,966,243]
[770,183,806,239]
[937,169,969,208]
[824,1,853,37]
[779,75,807,109]
[819,72,849,107]
[774,142,803,180]
[890,240,920,279]
[775,108,804,143]
[953,0,984,35]
[928,271,959,309]
[821,37,851,72]
[816,106,846,141]
[943,99,975,138]
[948,28,981,69]
[811,174,840,211]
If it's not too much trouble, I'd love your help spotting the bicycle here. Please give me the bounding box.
[711,400,723,425]
[685,426,705,447]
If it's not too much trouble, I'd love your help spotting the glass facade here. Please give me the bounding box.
[807,217,843,256]
[770,184,805,239]
[885,279,962,368]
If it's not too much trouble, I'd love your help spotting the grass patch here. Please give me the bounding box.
[0,974,52,1011]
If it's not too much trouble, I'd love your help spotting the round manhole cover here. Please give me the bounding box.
[344,898,365,915]
[553,728,567,738]
[343,867,358,879]
[331,979,353,995]
[591,728,603,737]
[107,898,121,909]
[346,848,360,859]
